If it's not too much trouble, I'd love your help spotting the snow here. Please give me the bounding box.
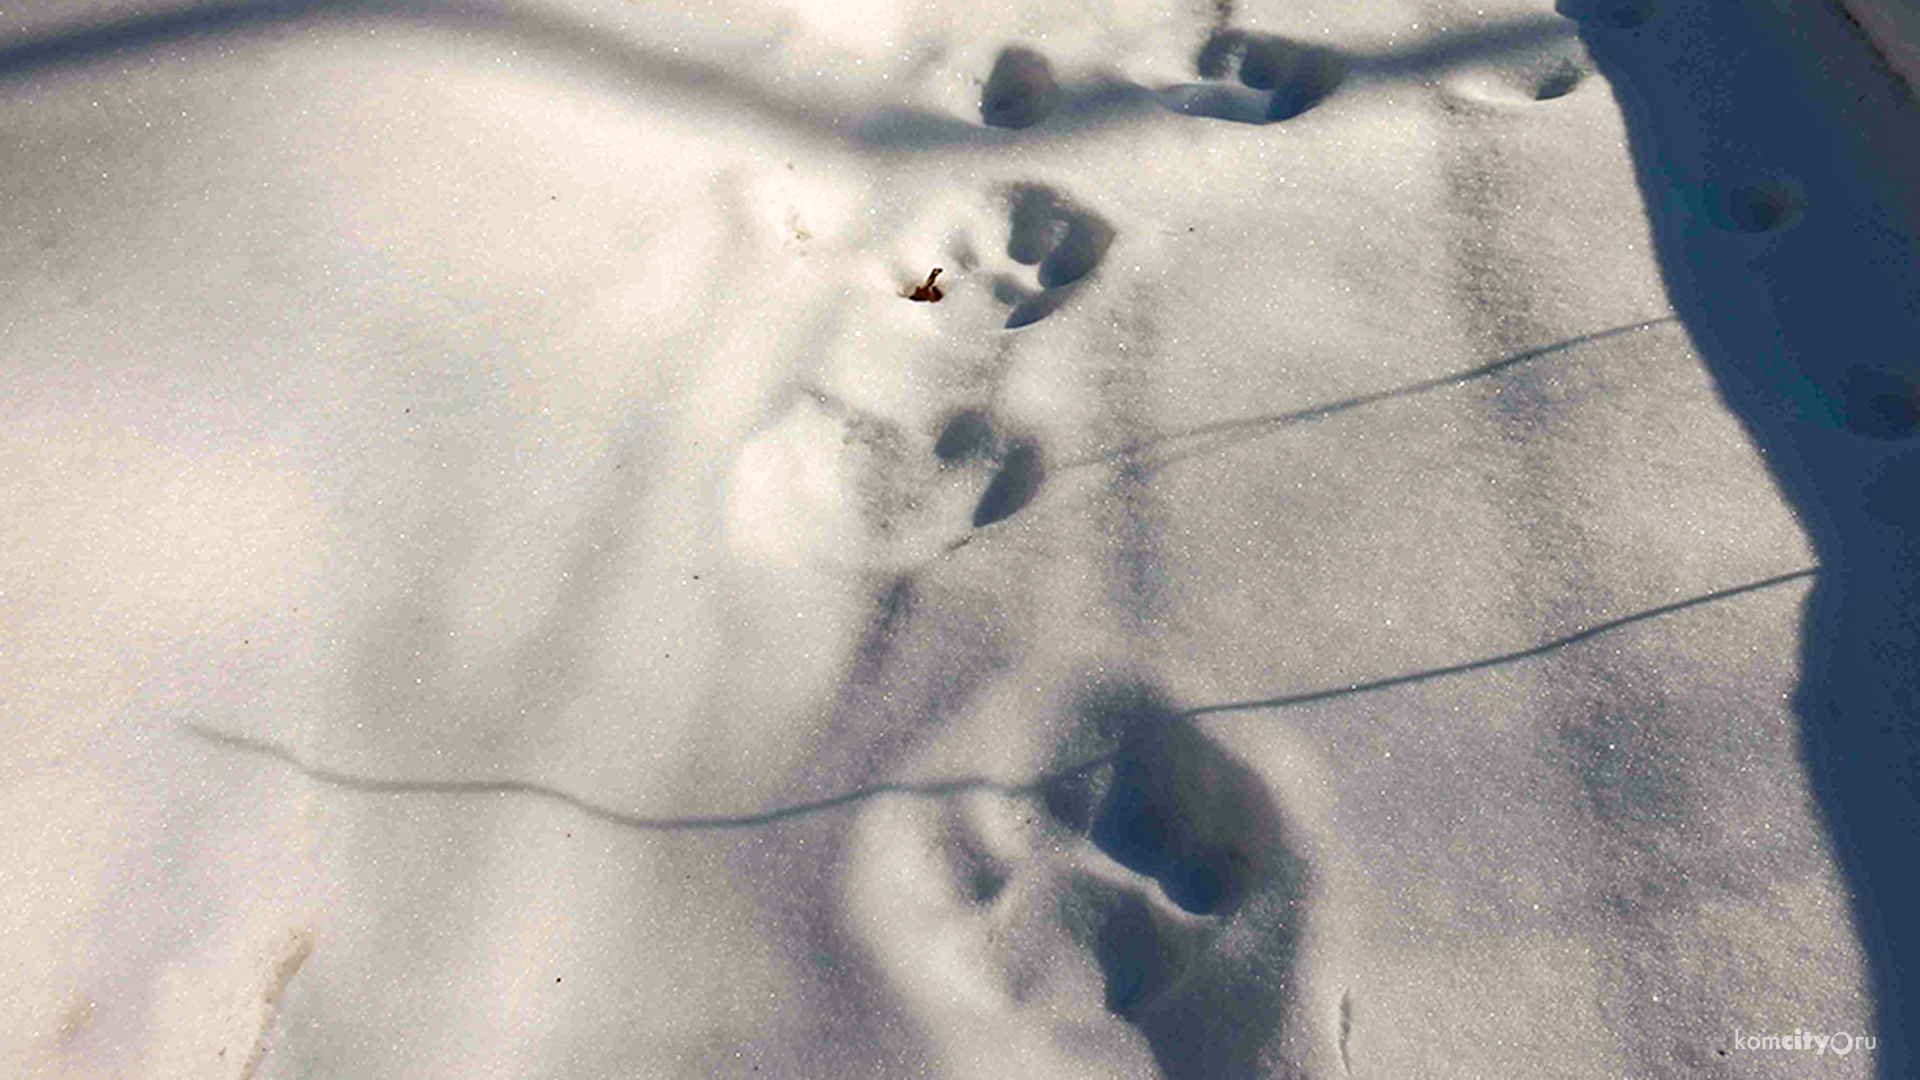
[3,0,1915,1077]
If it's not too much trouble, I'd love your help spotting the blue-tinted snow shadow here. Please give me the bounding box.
[1573,1,1920,1071]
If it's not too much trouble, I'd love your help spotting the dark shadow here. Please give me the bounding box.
[1704,179,1805,235]
[1181,567,1817,719]
[933,409,994,464]
[997,183,1112,326]
[1350,14,1574,80]
[1004,283,1077,329]
[1094,890,1177,1014]
[1006,183,1068,264]
[1525,4,1920,1068]
[971,439,1044,527]
[0,0,999,154]
[1166,30,1346,125]
[1155,82,1274,125]
[1554,0,1657,32]
[0,0,326,76]
[1005,182,1114,285]
[1067,680,1310,1080]
[185,568,1813,834]
[1039,214,1114,289]
[1839,366,1920,440]
[0,0,817,133]
[1084,686,1271,917]
[1053,315,1680,473]
[1530,58,1586,101]
[0,2,1610,156]
[181,720,1120,831]
[980,45,1060,129]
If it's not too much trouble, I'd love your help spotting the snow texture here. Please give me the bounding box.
[2,0,1916,1077]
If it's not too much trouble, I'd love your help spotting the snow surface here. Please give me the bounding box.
[3,0,1916,1077]
[1839,0,1920,95]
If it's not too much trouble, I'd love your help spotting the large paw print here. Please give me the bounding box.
[990,183,1116,329]
[846,680,1314,1079]
[970,34,1346,133]
[935,408,1045,529]
[980,46,1062,130]
[1157,30,1347,125]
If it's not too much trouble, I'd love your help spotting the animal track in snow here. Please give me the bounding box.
[847,679,1312,1079]
[1528,58,1588,101]
[1447,51,1592,106]
[933,408,996,465]
[995,182,1115,329]
[971,439,1044,528]
[981,46,1062,130]
[1051,683,1297,920]
[1063,682,1314,1078]
[726,174,1118,566]
[724,388,1019,570]
[930,409,1044,529]
[1158,30,1346,125]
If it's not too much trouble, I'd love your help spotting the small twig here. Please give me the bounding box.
[908,267,944,302]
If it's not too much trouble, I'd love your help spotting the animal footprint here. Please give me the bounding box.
[933,409,995,464]
[981,46,1061,130]
[723,389,980,570]
[846,679,1314,1078]
[1527,58,1588,101]
[1062,684,1315,1077]
[1446,48,1593,105]
[1158,30,1346,125]
[1048,683,1298,920]
[995,183,1116,329]
[971,439,1043,527]
[933,410,1046,529]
